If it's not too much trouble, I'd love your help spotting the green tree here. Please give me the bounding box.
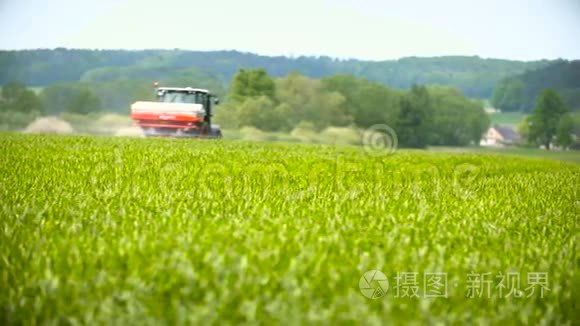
[570,113,580,146]
[320,74,361,118]
[2,80,27,101]
[469,106,490,145]
[1,80,43,114]
[230,69,276,103]
[276,73,351,130]
[65,89,103,115]
[306,90,350,130]
[275,73,317,125]
[425,86,488,146]
[41,83,87,115]
[395,85,432,148]
[236,96,282,131]
[354,83,401,129]
[491,79,524,112]
[555,114,573,148]
[213,102,240,129]
[321,74,401,129]
[528,89,568,149]
[13,90,43,114]
[271,103,294,131]
[517,117,531,144]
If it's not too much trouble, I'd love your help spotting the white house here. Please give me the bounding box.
[481,124,521,147]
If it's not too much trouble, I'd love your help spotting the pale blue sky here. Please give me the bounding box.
[1,0,579,61]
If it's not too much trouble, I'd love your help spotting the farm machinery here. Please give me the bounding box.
[130,83,222,138]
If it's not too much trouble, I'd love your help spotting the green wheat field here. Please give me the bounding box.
[1,133,578,324]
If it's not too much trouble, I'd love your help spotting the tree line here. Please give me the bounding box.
[3,67,578,149]
[0,49,550,99]
[214,69,489,148]
[0,68,489,148]
[492,60,580,112]
[0,81,44,130]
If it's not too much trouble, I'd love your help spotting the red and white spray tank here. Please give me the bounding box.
[130,82,222,138]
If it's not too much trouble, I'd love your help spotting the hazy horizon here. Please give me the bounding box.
[1,0,579,61]
[0,47,574,63]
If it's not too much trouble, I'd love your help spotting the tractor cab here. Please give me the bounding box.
[156,87,219,112]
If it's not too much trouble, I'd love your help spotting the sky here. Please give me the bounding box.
[0,0,579,61]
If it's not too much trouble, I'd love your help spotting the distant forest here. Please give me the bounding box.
[0,48,553,99]
[1,49,579,114]
[492,60,580,112]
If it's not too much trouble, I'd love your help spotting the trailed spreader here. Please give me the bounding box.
[131,83,222,138]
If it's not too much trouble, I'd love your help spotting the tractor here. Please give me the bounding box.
[130,83,222,138]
